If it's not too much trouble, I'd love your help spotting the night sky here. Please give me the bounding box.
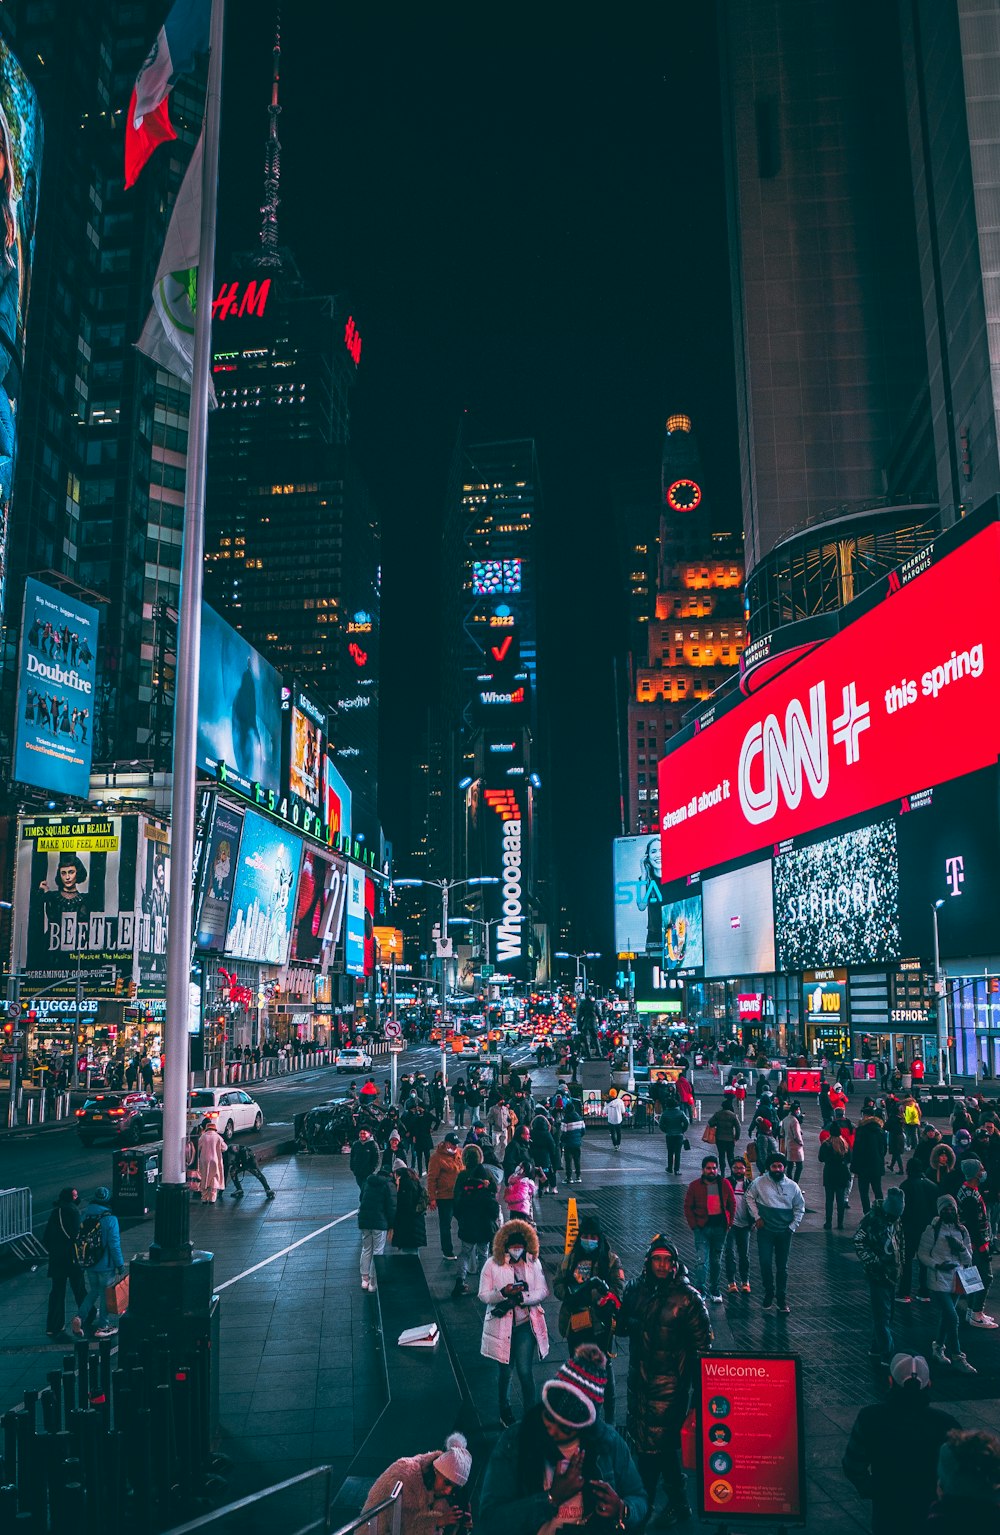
[217,2,740,962]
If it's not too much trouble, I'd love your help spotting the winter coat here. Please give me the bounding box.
[350,1137,381,1187]
[956,1183,991,1252]
[852,1116,888,1176]
[197,1127,227,1197]
[683,1176,736,1230]
[80,1200,124,1278]
[403,1109,434,1153]
[818,1137,852,1190]
[426,1145,463,1202]
[503,1135,534,1179]
[561,1104,586,1148]
[392,1175,429,1250]
[754,1128,780,1168]
[478,1221,550,1363]
[363,1451,456,1535]
[529,1116,557,1169]
[783,1114,805,1165]
[618,1262,712,1453]
[899,1172,936,1235]
[675,1075,695,1108]
[730,1174,755,1229]
[745,1172,805,1231]
[504,1173,537,1220]
[606,1097,625,1127]
[854,1204,904,1285]
[358,1168,398,1232]
[478,1406,649,1535]
[916,1218,974,1292]
[842,1392,959,1533]
[553,1235,625,1340]
[44,1200,81,1277]
[453,1166,500,1244]
[708,1107,740,1144]
[659,1105,690,1138]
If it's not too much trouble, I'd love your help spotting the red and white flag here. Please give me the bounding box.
[125,0,212,188]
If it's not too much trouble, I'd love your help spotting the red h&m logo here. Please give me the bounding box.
[344,316,362,365]
[212,279,272,320]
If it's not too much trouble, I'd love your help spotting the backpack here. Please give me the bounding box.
[74,1214,105,1269]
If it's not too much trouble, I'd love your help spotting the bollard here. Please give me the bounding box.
[26,1097,35,1125]
[38,1090,46,1124]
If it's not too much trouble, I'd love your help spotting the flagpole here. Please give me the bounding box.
[155,0,225,1260]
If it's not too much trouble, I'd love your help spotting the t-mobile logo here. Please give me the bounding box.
[945,855,965,896]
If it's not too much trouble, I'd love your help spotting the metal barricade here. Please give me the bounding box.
[0,1186,47,1264]
[161,1471,400,1535]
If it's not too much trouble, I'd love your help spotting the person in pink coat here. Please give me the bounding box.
[479,1218,549,1425]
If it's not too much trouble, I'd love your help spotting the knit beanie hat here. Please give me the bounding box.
[541,1350,607,1429]
[953,1129,973,1150]
[433,1433,472,1487]
[962,1158,985,1182]
[937,1194,959,1218]
[883,1187,905,1217]
[391,1158,408,1173]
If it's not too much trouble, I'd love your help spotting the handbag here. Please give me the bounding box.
[680,1407,697,1470]
[955,1264,985,1296]
[702,1125,717,1145]
[745,1143,756,1165]
[106,1274,130,1316]
[682,1138,691,1151]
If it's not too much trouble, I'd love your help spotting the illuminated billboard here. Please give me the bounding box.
[13,814,139,995]
[613,835,665,957]
[472,558,522,595]
[659,519,1000,883]
[197,602,283,797]
[195,799,244,953]
[774,819,900,971]
[345,862,366,977]
[663,896,704,974]
[13,577,99,798]
[136,818,169,994]
[364,876,376,977]
[323,752,353,846]
[703,861,775,978]
[0,40,42,630]
[225,809,302,965]
[291,846,347,966]
[896,768,1000,964]
[287,686,324,809]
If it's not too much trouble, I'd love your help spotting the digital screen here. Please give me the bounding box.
[698,1354,805,1522]
[659,520,1000,883]
[703,862,775,978]
[803,969,848,1027]
[364,875,376,977]
[195,799,244,953]
[225,809,302,964]
[0,40,42,629]
[663,896,704,973]
[291,847,347,965]
[13,814,138,995]
[774,819,900,970]
[323,752,353,845]
[13,577,99,798]
[289,692,323,809]
[136,819,169,995]
[613,835,666,957]
[897,767,1000,963]
[198,602,283,797]
[345,862,366,977]
[472,557,522,595]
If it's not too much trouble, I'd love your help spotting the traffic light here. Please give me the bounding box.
[127,981,137,999]
[114,977,123,996]
[2,1021,13,1038]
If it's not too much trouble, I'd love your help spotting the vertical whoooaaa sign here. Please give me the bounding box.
[697,1353,805,1523]
[14,577,99,797]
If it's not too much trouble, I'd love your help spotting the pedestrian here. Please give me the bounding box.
[746,1149,805,1313]
[955,1158,997,1328]
[782,1103,805,1183]
[466,1075,483,1126]
[927,1143,960,1198]
[561,1097,586,1185]
[659,1095,689,1176]
[819,1080,833,1127]
[753,1116,780,1172]
[77,1186,125,1339]
[504,1161,539,1224]
[553,1216,624,1423]
[452,1077,467,1127]
[427,1130,464,1261]
[503,1124,534,1181]
[140,1054,154,1092]
[898,1156,936,1303]
[362,1432,472,1535]
[903,1093,922,1150]
[478,1345,648,1535]
[705,1100,740,1175]
[358,1158,398,1292]
[404,1103,435,1177]
[618,1234,712,1527]
[841,1353,960,1535]
[42,1188,86,1340]
[197,1119,227,1204]
[917,1195,977,1373]
[486,1095,511,1157]
[675,1069,695,1114]
[924,1428,1000,1529]
[479,1218,550,1425]
[606,1088,625,1150]
[228,1143,275,1199]
[529,1110,559,1194]
[724,1156,755,1294]
[350,1126,381,1192]
[392,1162,429,1254]
[852,1103,888,1214]
[854,1187,905,1364]
[819,1128,852,1229]
[451,1144,500,1299]
[683,1154,735,1305]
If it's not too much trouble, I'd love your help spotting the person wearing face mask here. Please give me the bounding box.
[724,1157,755,1294]
[617,1235,712,1527]
[854,1186,905,1364]
[479,1219,550,1427]
[745,1151,805,1314]
[554,1216,625,1423]
[917,1195,976,1373]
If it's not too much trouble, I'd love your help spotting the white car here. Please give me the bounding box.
[336,1047,373,1073]
[188,1087,263,1139]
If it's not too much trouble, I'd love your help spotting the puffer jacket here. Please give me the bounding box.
[478,1220,549,1363]
[851,1115,887,1175]
[357,1168,397,1232]
[618,1247,712,1453]
[853,1203,903,1284]
[453,1165,500,1244]
[392,1174,428,1250]
[917,1218,973,1292]
[529,1114,557,1169]
[553,1233,625,1340]
[425,1144,463,1202]
[659,1105,690,1138]
[561,1102,586,1148]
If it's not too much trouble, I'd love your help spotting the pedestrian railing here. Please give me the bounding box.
[161,1465,374,1535]
[0,1185,46,1264]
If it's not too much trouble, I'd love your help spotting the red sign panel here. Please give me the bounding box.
[737,993,763,1020]
[659,522,1000,882]
[698,1353,804,1522]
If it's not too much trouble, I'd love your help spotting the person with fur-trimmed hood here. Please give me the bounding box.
[479,1218,550,1426]
[362,1432,472,1535]
[617,1234,712,1527]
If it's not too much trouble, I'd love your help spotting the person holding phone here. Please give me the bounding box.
[479,1219,550,1426]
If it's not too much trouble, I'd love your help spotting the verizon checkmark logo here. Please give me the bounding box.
[491,636,513,663]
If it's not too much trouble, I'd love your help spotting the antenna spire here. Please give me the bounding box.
[257,8,282,268]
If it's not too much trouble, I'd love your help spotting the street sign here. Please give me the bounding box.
[5,1003,20,1021]
[388,1039,405,1053]
[481,964,494,978]
[384,1020,402,1040]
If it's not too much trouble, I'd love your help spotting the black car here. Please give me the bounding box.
[76,1092,163,1147]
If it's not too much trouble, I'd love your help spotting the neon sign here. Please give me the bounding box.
[344,315,362,365]
[212,279,272,320]
[666,478,702,512]
[348,611,372,633]
[491,636,513,663]
[348,642,368,668]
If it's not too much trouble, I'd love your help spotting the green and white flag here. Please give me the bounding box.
[137,132,215,401]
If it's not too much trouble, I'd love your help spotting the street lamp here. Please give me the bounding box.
[931,899,949,1087]
[554,950,602,993]
[393,875,498,1098]
[449,914,505,968]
